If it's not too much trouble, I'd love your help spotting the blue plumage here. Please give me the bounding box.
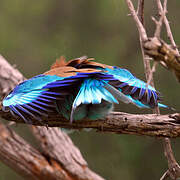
[2,74,67,123]
[105,66,164,108]
[2,56,170,124]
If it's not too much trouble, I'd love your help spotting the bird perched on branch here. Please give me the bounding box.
[2,56,169,124]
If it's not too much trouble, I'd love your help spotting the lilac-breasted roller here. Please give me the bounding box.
[2,56,169,124]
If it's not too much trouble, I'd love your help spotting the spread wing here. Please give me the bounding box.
[105,66,166,108]
[2,65,119,123]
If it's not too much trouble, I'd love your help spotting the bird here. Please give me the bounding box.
[2,56,170,124]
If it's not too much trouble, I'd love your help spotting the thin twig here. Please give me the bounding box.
[136,0,154,87]
[152,15,163,38]
[155,1,180,179]
[160,170,169,180]
[160,138,180,180]
[146,61,158,87]
[156,0,179,55]
[136,0,155,88]
[137,0,144,23]
[145,0,167,86]
[153,0,167,38]
[125,0,148,41]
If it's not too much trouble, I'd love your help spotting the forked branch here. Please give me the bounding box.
[126,0,180,82]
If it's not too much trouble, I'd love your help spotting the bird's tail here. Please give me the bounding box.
[70,78,135,122]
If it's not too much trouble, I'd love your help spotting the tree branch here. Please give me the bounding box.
[125,0,148,41]
[156,0,179,55]
[31,126,103,180]
[0,121,76,180]
[1,109,180,138]
[125,0,180,179]
[126,0,180,83]
[160,138,180,180]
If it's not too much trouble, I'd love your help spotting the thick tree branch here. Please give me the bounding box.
[144,37,180,82]
[0,121,75,180]
[31,126,103,180]
[0,55,25,99]
[1,110,180,138]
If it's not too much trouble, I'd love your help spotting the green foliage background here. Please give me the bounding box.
[0,0,180,179]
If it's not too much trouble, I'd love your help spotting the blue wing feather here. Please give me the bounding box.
[139,88,145,99]
[22,104,48,116]
[105,66,165,108]
[9,105,30,123]
[2,74,71,122]
[16,104,41,121]
[130,86,138,94]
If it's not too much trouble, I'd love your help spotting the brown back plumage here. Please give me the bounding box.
[50,56,113,70]
[45,56,111,76]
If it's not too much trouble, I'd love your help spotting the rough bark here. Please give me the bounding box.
[1,109,180,138]
[0,122,74,180]
[144,37,180,82]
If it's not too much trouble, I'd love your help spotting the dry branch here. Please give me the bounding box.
[160,138,180,180]
[144,37,180,82]
[0,122,75,180]
[126,0,180,82]
[1,109,180,138]
[31,126,103,180]
[125,0,180,179]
